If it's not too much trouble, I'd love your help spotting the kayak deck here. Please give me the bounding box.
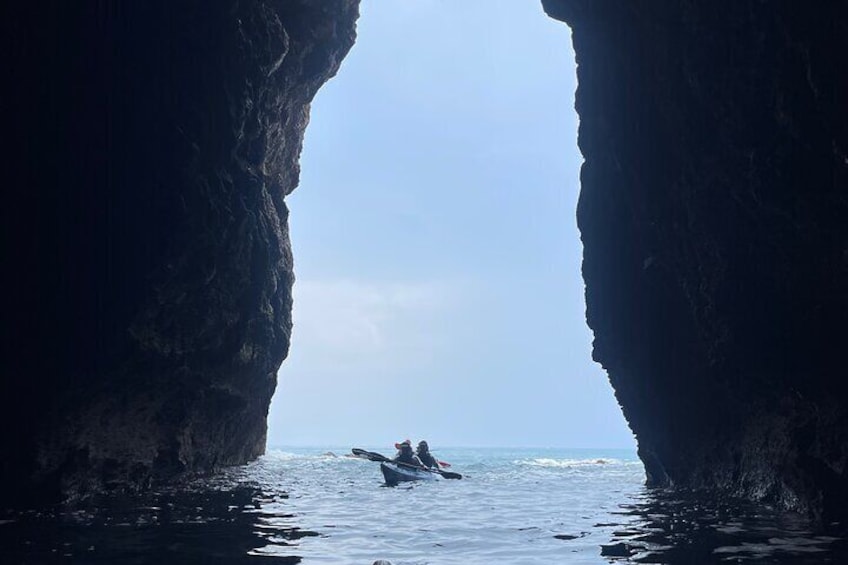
[380,462,440,486]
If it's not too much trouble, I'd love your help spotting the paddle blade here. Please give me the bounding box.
[351,448,389,462]
[438,460,451,468]
[439,470,462,480]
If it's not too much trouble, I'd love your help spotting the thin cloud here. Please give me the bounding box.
[288,278,467,372]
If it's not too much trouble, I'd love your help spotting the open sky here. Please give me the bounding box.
[267,0,636,450]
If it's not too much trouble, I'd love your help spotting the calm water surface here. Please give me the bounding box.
[1,447,845,564]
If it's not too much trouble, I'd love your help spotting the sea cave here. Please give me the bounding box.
[2,0,846,521]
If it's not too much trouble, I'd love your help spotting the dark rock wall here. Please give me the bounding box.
[2,0,357,501]
[543,0,848,518]
[3,0,845,520]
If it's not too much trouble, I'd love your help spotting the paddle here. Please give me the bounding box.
[351,448,462,480]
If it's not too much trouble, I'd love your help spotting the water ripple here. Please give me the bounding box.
[1,448,846,564]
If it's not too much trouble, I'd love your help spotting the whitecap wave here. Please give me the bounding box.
[517,457,622,468]
[265,449,362,463]
[264,449,305,461]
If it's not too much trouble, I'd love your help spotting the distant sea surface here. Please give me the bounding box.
[2,446,846,564]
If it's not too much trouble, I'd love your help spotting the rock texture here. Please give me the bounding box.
[2,0,358,502]
[543,1,848,518]
[3,0,845,522]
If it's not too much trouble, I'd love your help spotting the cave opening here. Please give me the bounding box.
[267,1,635,450]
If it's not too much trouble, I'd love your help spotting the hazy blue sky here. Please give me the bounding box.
[267,1,636,450]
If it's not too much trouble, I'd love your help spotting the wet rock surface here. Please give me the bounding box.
[543,0,847,518]
[2,0,358,501]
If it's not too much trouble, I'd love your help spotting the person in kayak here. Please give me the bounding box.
[393,439,424,467]
[416,440,440,469]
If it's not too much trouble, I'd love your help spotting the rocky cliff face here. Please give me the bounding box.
[543,0,847,518]
[2,0,357,502]
[4,0,845,520]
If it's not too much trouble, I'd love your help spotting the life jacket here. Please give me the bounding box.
[395,446,420,465]
[417,450,439,468]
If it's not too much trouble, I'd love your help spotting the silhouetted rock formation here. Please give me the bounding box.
[4,0,846,521]
[2,0,357,502]
[543,0,847,519]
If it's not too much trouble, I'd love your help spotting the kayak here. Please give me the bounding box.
[352,448,462,483]
[380,462,440,486]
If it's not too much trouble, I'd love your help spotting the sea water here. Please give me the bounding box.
[1,446,846,564]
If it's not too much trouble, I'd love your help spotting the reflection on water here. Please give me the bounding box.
[1,450,846,564]
[0,477,313,564]
[600,488,847,564]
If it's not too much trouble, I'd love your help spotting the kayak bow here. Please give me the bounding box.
[380,461,440,486]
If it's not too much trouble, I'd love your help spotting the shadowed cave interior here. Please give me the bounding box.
[2,0,846,521]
